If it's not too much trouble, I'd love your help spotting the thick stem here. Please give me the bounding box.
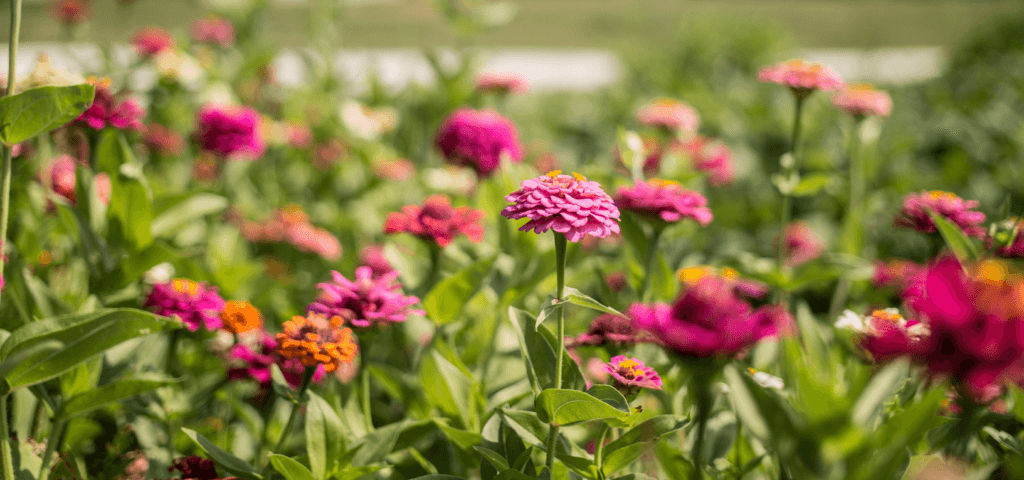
[360,345,374,432]
[269,367,315,456]
[37,417,65,480]
[691,376,713,480]
[639,226,664,302]
[593,423,610,479]
[544,232,568,472]
[775,94,806,282]
[0,398,11,480]
[0,0,23,313]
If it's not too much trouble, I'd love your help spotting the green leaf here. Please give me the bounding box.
[473,446,511,471]
[182,428,263,480]
[554,453,598,478]
[420,348,476,429]
[107,176,153,251]
[332,466,386,480]
[791,173,831,197]
[610,475,657,480]
[722,365,771,441]
[983,426,1022,453]
[0,309,180,395]
[0,340,62,380]
[535,389,630,426]
[851,358,909,427]
[499,409,549,447]
[59,373,177,417]
[507,307,585,394]
[409,476,465,480]
[928,211,980,262]
[434,420,482,451]
[424,255,496,325]
[306,391,345,480]
[151,194,229,238]
[351,420,407,466]
[270,364,300,403]
[602,415,688,475]
[0,84,95,146]
[585,385,630,414]
[495,469,536,480]
[269,454,316,480]
[654,442,696,480]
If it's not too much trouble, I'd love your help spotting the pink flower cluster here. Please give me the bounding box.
[385,195,485,248]
[144,279,226,332]
[475,72,528,95]
[236,205,341,261]
[675,136,736,186]
[307,266,424,329]
[894,191,987,238]
[75,80,146,132]
[227,331,325,388]
[782,221,824,267]
[50,0,88,26]
[43,155,111,206]
[132,27,175,58]
[758,59,844,97]
[614,179,712,226]
[636,98,700,133]
[145,123,185,156]
[435,108,524,177]
[195,104,266,159]
[832,83,893,118]
[502,171,621,242]
[565,313,650,349]
[603,355,662,394]
[628,276,792,358]
[191,16,235,48]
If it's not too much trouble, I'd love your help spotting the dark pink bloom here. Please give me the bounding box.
[832,83,892,118]
[384,195,485,248]
[48,155,77,204]
[675,136,736,186]
[758,59,844,97]
[565,313,649,348]
[143,279,226,332]
[836,308,928,363]
[435,107,523,177]
[75,80,145,132]
[195,104,266,159]
[614,179,712,226]
[781,221,824,267]
[168,456,218,479]
[145,123,185,156]
[50,0,88,26]
[475,72,528,95]
[191,16,235,48]
[132,27,175,58]
[629,276,792,358]
[603,355,662,393]
[502,171,620,242]
[636,98,699,133]
[359,245,394,278]
[872,259,925,290]
[307,267,424,329]
[894,191,987,238]
[227,331,325,387]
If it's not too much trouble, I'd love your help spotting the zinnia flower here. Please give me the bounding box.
[168,456,222,480]
[276,313,358,373]
[894,190,987,238]
[781,221,824,267]
[75,78,146,132]
[501,171,621,242]
[614,179,713,226]
[435,107,523,177]
[195,104,266,160]
[359,245,394,278]
[50,0,88,26]
[475,72,528,95]
[677,266,768,299]
[307,267,424,329]
[372,158,415,181]
[603,355,662,394]
[758,59,844,97]
[191,16,235,48]
[836,308,928,363]
[132,27,175,58]
[144,279,226,332]
[565,313,649,348]
[674,136,736,186]
[629,276,792,358]
[46,155,78,205]
[145,123,185,156]
[226,332,325,388]
[872,259,925,291]
[384,195,485,248]
[636,98,699,133]
[221,301,262,334]
[832,83,893,118]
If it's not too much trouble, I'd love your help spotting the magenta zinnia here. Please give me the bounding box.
[675,136,736,186]
[614,179,712,226]
[131,27,175,58]
[307,267,424,329]
[384,195,485,248]
[781,221,824,267]
[195,104,266,160]
[832,83,892,118]
[603,355,662,394]
[75,78,145,132]
[435,107,523,177]
[636,98,699,133]
[894,190,987,238]
[758,59,844,97]
[565,313,649,348]
[144,279,226,332]
[191,16,235,48]
[502,171,620,242]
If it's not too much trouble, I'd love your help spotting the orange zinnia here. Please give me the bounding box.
[276,313,358,373]
[221,300,262,334]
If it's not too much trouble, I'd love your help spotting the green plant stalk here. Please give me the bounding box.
[360,345,374,432]
[269,367,315,458]
[544,232,568,472]
[828,116,866,321]
[639,225,664,303]
[594,422,610,479]
[37,417,65,480]
[0,398,11,480]
[775,94,806,297]
[691,376,713,480]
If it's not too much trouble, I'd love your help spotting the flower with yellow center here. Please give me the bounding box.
[276,313,358,373]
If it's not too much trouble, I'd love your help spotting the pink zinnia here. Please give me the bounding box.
[758,59,844,97]
[781,221,824,267]
[195,104,266,159]
[384,195,485,248]
[48,155,78,205]
[675,136,736,186]
[75,80,145,132]
[872,259,925,290]
[144,279,226,332]
[191,16,235,48]
[307,267,424,329]
[614,179,713,226]
[359,245,394,278]
[50,0,88,26]
[832,83,893,118]
[629,276,792,358]
[565,313,649,348]
[603,355,662,394]
[894,190,987,238]
[502,171,620,242]
[836,308,928,363]
[144,123,185,156]
[475,72,528,95]
[132,27,175,58]
[435,107,524,177]
[636,98,699,133]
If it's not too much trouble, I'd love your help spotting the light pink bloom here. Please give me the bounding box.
[894,191,987,238]
[48,155,78,204]
[614,179,712,226]
[307,267,424,329]
[832,83,892,117]
[191,16,235,48]
[144,123,185,156]
[501,171,620,242]
[675,136,736,186]
[475,72,528,95]
[384,195,485,248]
[758,59,844,97]
[782,221,824,267]
[435,108,524,177]
[144,279,226,332]
[195,104,266,160]
[132,27,175,58]
[359,245,394,278]
[636,98,699,133]
[603,355,662,393]
[372,158,415,181]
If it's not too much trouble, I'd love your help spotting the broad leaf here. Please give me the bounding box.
[424,255,496,325]
[929,211,979,262]
[0,84,95,146]
[851,359,909,427]
[306,391,345,480]
[535,389,630,426]
[151,194,229,238]
[269,454,316,480]
[602,415,688,475]
[183,428,263,480]
[60,373,177,417]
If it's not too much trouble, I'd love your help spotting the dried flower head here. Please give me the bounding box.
[276,313,358,373]
[565,313,649,348]
[502,171,621,242]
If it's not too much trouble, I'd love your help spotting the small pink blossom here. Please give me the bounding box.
[435,108,524,177]
[144,279,226,332]
[475,72,528,95]
[565,313,650,349]
[502,171,620,242]
[384,195,485,248]
[614,179,712,226]
[894,190,987,238]
[359,245,394,278]
[195,104,266,160]
[832,83,892,118]
[50,0,88,26]
[604,271,627,293]
[191,16,235,48]
[781,221,824,267]
[75,80,145,132]
[636,98,699,133]
[674,136,736,186]
[144,123,185,156]
[132,27,175,58]
[603,355,662,393]
[872,259,925,290]
[758,59,844,97]
[307,267,424,329]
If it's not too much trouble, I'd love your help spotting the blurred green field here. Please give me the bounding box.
[5,0,1022,50]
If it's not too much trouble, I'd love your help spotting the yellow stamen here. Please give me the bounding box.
[172,279,200,296]
[870,310,903,323]
[546,170,562,178]
[720,267,738,279]
[572,172,586,182]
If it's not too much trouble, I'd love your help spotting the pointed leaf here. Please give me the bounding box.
[424,255,496,325]
[306,391,345,480]
[59,373,177,417]
[0,84,95,145]
[182,428,262,479]
[535,389,630,426]
[269,454,316,480]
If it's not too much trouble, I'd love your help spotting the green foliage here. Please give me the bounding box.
[0,85,95,146]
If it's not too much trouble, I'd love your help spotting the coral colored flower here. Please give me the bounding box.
[872,259,926,290]
[475,72,528,95]
[195,104,266,159]
[502,171,621,242]
[50,0,88,26]
[145,123,185,156]
[636,98,699,133]
[565,313,649,348]
[678,266,769,299]
[674,136,736,186]
[629,276,792,358]
[307,267,424,329]
[781,221,824,267]
[372,158,415,181]
[234,205,341,260]
[132,27,175,58]
[614,179,713,226]
[384,195,485,248]
[603,355,662,394]
[894,191,987,238]
[313,140,347,170]
[75,78,146,131]
[191,16,235,48]
[359,245,394,278]
[758,59,844,97]
[144,279,226,332]
[836,308,928,362]
[276,313,358,373]
[832,83,892,118]
[435,107,524,177]
[46,155,78,204]
[221,301,262,334]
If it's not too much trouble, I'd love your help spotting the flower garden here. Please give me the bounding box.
[1,1,1024,479]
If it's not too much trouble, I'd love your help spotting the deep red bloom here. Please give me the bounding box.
[168,456,219,480]
[384,195,485,248]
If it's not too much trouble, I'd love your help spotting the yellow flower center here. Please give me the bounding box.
[546,170,562,178]
[720,267,738,279]
[870,310,903,323]
[679,266,712,284]
[648,178,680,188]
[927,190,956,201]
[976,260,1009,284]
[172,279,200,296]
[572,172,587,182]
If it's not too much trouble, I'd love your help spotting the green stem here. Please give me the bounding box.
[544,232,568,472]
[594,423,610,479]
[843,117,865,256]
[0,398,11,480]
[268,367,315,457]
[37,417,65,480]
[734,419,742,480]
[360,345,374,432]
[639,226,664,302]
[691,376,713,480]
[775,94,806,292]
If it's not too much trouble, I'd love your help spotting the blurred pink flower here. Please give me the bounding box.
[636,98,699,133]
[614,179,713,226]
[285,123,312,149]
[872,259,925,290]
[894,190,987,238]
[144,123,185,156]
[144,279,226,332]
[565,313,649,348]
[475,72,528,95]
[836,308,928,363]
[48,155,78,204]
[781,221,824,267]
[191,16,235,48]
[95,172,111,205]
[604,271,627,293]
[132,27,175,58]
[227,331,325,387]
[678,266,769,299]
[758,59,844,97]
[235,205,341,260]
[372,158,415,181]
[75,79,145,132]
[502,171,620,242]
[307,267,423,329]
[675,136,736,186]
[435,107,523,177]
[832,83,892,118]
[384,195,485,248]
[195,104,266,160]
[50,0,88,26]
[603,355,662,393]
[359,245,394,278]
[313,140,347,170]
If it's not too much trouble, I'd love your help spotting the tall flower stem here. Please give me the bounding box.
[640,225,664,302]
[594,423,610,479]
[37,417,65,480]
[828,116,866,321]
[0,398,11,480]
[691,373,713,480]
[775,94,806,285]
[359,344,374,432]
[268,367,315,458]
[544,232,568,472]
